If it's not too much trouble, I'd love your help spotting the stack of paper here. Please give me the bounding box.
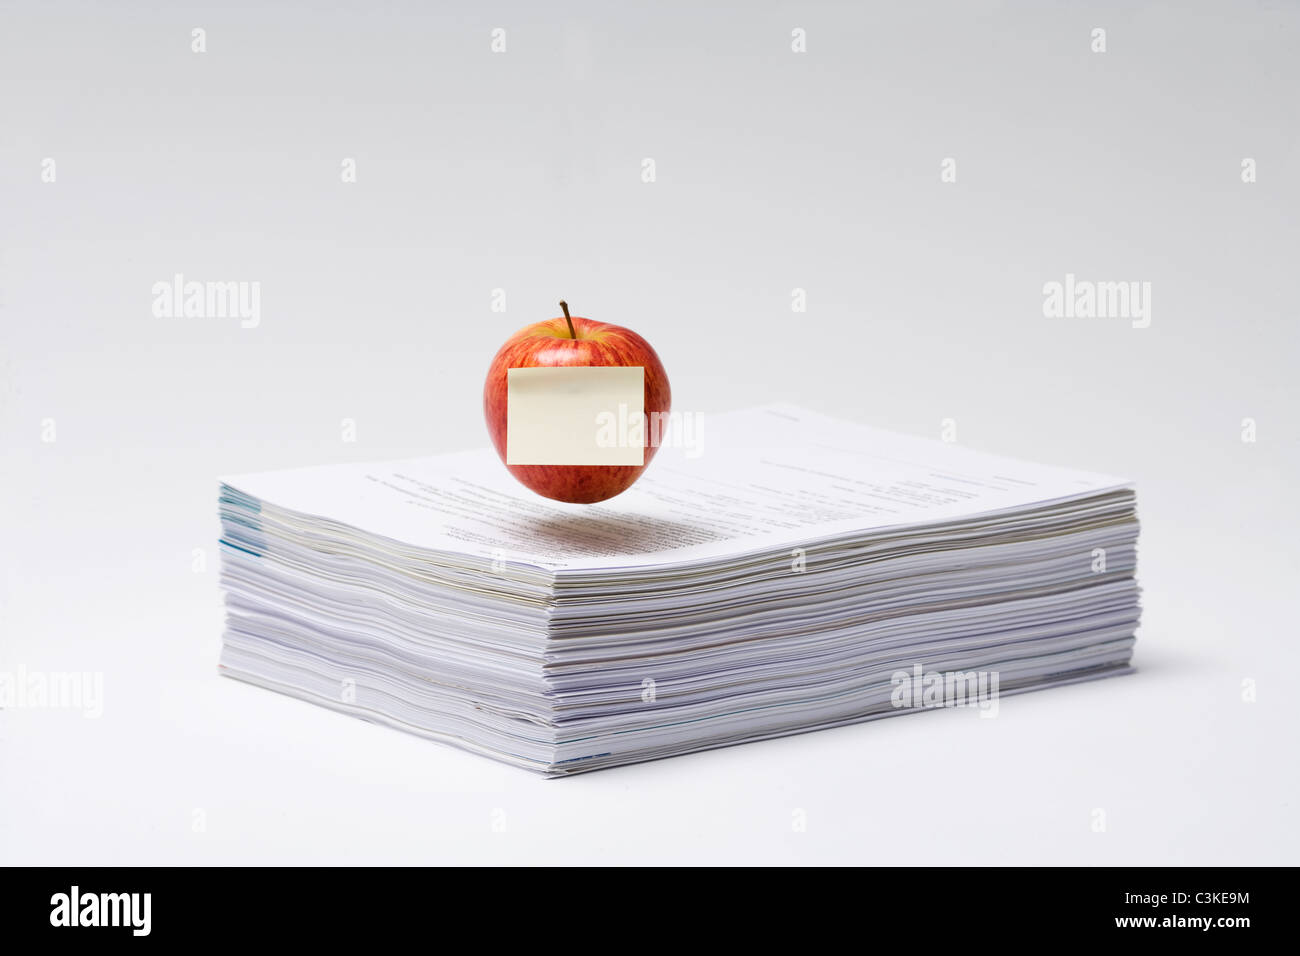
[218,405,1140,775]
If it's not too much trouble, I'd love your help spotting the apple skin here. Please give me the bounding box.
[484,314,671,504]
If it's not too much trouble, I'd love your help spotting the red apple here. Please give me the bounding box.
[484,302,671,503]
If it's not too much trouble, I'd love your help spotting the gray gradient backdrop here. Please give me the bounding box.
[2,0,1297,864]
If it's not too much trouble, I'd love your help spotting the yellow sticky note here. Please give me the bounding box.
[507,366,645,466]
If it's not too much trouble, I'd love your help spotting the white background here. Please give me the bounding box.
[2,0,1297,864]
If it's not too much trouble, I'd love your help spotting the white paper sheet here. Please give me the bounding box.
[222,404,1131,572]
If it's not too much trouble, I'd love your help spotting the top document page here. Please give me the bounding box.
[221,404,1131,573]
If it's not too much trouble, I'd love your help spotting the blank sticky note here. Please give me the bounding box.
[507,366,645,466]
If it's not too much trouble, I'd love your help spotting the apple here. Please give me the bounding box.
[484,301,672,503]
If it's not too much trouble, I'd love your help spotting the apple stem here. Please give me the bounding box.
[559,300,576,339]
